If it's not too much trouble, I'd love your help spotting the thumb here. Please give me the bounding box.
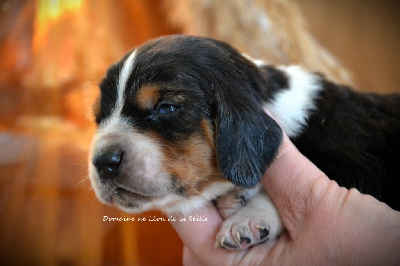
[262,133,335,237]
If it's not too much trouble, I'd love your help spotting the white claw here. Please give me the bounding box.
[236,231,241,242]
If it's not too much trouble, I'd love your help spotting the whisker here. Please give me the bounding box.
[71,162,89,167]
[76,176,90,188]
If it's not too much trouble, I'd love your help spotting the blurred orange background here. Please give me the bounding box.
[0,0,399,265]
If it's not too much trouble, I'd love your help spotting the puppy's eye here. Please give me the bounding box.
[157,102,180,115]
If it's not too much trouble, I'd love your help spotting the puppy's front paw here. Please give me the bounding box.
[215,193,282,250]
[215,186,261,219]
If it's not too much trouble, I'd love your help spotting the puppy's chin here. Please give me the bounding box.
[94,184,167,213]
[111,192,156,214]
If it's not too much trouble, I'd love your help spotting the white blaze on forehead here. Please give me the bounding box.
[115,49,138,116]
[264,66,321,138]
[98,50,137,134]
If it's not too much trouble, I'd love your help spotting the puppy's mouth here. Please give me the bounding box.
[114,187,154,201]
[101,186,157,211]
[108,184,171,208]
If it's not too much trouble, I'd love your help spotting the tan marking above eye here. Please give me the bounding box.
[136,86,160,110]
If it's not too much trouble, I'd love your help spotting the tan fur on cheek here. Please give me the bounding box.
[153,119,226,196]
[165,136,224,195]
[136,86,160,110]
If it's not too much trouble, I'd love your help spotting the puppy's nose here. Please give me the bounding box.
[93,150,123,180]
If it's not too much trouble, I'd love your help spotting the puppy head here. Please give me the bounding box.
[89,35,282,213]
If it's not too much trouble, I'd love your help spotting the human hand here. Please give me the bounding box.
[170,133,400,266]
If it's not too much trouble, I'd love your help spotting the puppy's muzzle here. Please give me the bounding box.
[93,149,123,180]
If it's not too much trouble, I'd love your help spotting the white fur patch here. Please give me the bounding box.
[98,50,137,134]
[264,66,321,137]
[116,49,137,116]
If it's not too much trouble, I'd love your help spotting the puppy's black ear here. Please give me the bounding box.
[178,36,283,187]
[215,95,283,187]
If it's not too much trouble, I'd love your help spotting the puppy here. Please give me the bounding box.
[89,35,400,250]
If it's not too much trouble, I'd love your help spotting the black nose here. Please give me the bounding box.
[93,150,123,180]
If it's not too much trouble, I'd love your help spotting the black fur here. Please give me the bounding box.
[292,80,400,210]
[97,35,400,210]
[256,66,400,210]
[96,61,122,124]
[135,36,284,187]
[215,95,282,187]
[97,35,283,188]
